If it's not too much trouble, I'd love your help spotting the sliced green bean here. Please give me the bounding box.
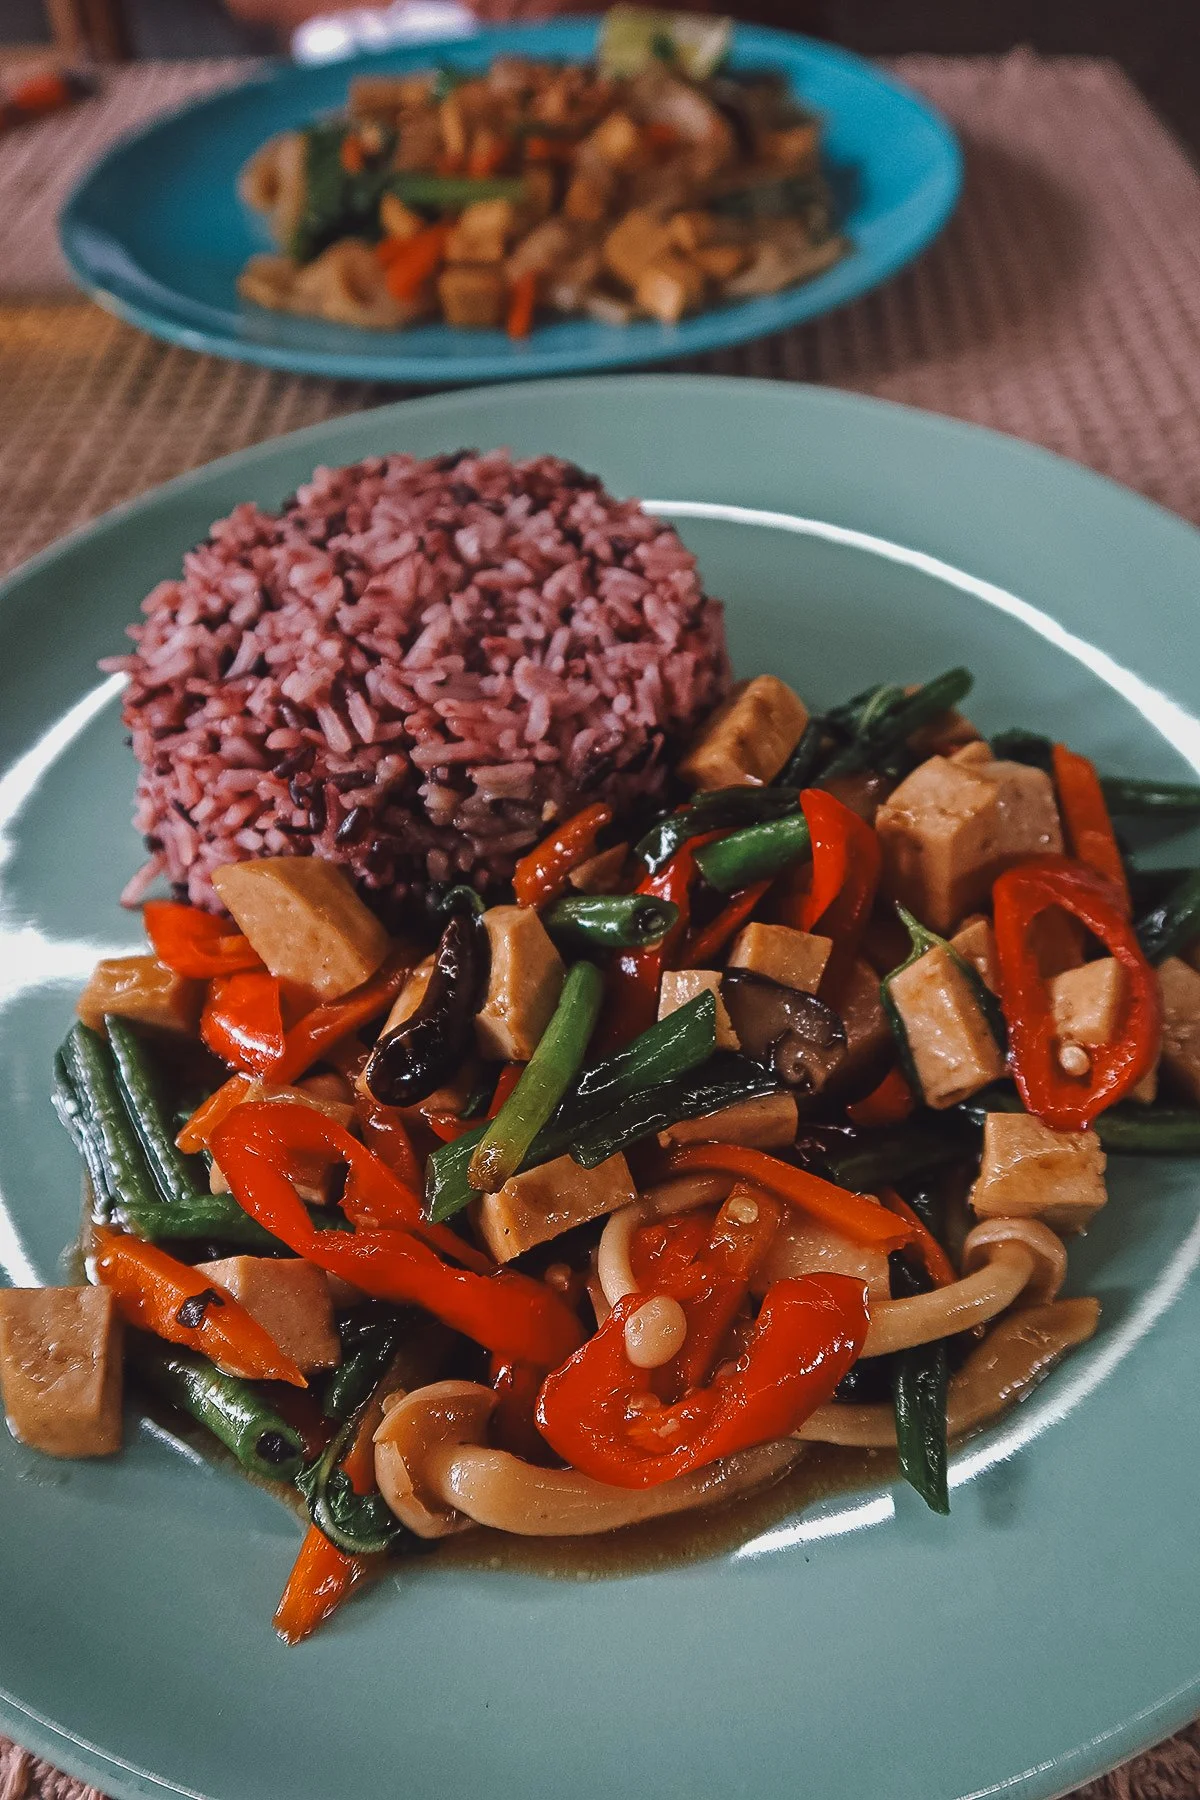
[542,895,679,952]
[131,1342,304,1483]
[635,786,800,875]
[106,1016,210,1210]
[468,962,605,1192]
[694,811,811,893]
[53,1050,116,1219]
[567,1055,780,1169]
[958,1088,1200,1155]
[1136,868,1200,964]
[60,1024,164,1226]
[564,991,718,1126]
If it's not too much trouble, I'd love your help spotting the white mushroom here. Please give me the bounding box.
[860,1217,1067,1358]
[375,1378,800,1536]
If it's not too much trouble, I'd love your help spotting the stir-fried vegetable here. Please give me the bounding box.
[881,905,1007,1104]
[1136,868,1200,965]
[297,1407,408,1556]
[468,962,605,1192]
[542,895,679,952]
[635,787,800,875]
[693,810,811,894]
[1051,743,1130,911]
[514,803,613,907]
[131,1341,305,1482]
[958,1088,1200,1154]
[890,1245,951,1515]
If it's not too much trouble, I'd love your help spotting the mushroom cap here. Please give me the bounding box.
[374,1380,498,1539]
[961,1216,1068,1302]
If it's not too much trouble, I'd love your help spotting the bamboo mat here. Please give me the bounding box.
[3,44,1200,1800]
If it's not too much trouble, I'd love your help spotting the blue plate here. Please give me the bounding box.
[59,19,961,383]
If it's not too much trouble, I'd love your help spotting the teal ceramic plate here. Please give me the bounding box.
[2,376,1199,1800]
[59,19,960,383]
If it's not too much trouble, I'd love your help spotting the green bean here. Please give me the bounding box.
[1136,868,1200,964]
[105,1016,210,1211]
[958,1088,1200,1155]
[635,787,800,875]
[468,962,605,1192]
[388,173,526,208]
[53,1050,115,1218]
[693,811,811,893]
[324,1305,408,1423]
[777,717,825,788]
[131,1341,304,1482]
[892,1275,950,1512]
[567,1055,780,1169]
[542,895,679,952]
[822,668,974,778]
[60,1024,165,1228]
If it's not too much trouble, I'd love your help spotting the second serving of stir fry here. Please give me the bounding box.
[6,658,1200,1644]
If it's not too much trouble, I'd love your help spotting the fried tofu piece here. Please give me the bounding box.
[658,969,739,1050]
[437,263,507,329]
[949,916,998,993]
[198,1257,339,1372]
[568,843,628,893]
[479,1153,637,1263]
[76,955,203,1036]
[875,753,1063,933]
[603,208,673,287]
[678,675,809,791]
[1158,955,1200,1105]
[380,955,434,1035]
[889,944,1005,1109]
[969,1111,1107,1232]
[475,907,565,1062]
[658,1091,798,1150]
[1051,958,1126,1047]
[211,857,389,1000]
[726,922,832,994]
[446,198,515,265]
[583,110,643,169]
[0,1287,123,1457]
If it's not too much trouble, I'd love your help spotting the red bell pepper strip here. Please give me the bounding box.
[794,788,882,987]
[176,1074,252,1152]
[378,222,452,301]
[595,833,721,1052]
[487,1063,523,1118]
[663,1186,784,1397]
[513,803,613,908]
[629,1211,716,1292]
[266,952,410,1085]
[201,970,286,1075]
[664,1143,916,1253]
[992,855,1161,1129]
[274,1409,378,1645]
[683,880,771,968]
[880,1189,955,1288]
[212,1104,580,1364]
[535,1273,869,1488]
[356,1092,423,1192]
[1051,744,1130,915]
[144,900,264,979]
[92,1227,307,1386]
[845,1066,915,1129]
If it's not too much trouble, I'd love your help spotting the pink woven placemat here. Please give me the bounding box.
[3,45,1200,1800]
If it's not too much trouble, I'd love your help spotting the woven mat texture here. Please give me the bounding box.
[3,45,1200,1800]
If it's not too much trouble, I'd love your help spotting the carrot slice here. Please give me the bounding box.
[663,1144,915,1252]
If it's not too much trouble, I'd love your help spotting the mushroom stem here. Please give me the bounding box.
[861,1218,1068,1357]
[797,1297,1100,1446]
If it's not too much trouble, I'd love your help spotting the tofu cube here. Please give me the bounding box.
[1051,958,1126,1047]
[198,1257,340,1371]
[876,754,1063,934]
[658,969,739,1050]
[212,857,389,1000]
[76,955,203,1037]
[888,944,1005,1109]
[583,110,643,168]
[727,922,832,994]
[678,676,809,791]
[837,957,892,1083]
[949,916,998,993]
[0,1287,123,1457]
[1158,955,1200,1105]
[478,1153,637,1263]
[658,1091,798,1150]
[380,955,434,1035]
[446,198,514,265]
[437,264,506,329]
[970,1112,1107,1231]
[475,907,565,1061]
[568,843,628,894]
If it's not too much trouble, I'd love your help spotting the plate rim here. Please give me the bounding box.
[57,18,963,383]
[3,373,1200,1800]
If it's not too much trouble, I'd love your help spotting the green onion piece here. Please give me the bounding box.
[567,1055,779,1169]
[388,173,527,208]
[131,1341,304,1483]
[542,894,679,952]
[468,962,605,1192]
[822,667,974,778]
[635,786,800,875]
[694,811,811,894]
